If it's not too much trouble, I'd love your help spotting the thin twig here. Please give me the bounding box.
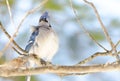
[115,41,120,62]
[1,0,24,56]
[0,0,16,57]
[83,0,120,61]
[0,22,27,55]
[6,0,15,27]
[78,51,120,65]
[4,0,25,55]
[115,40,120,48]
[12,47,25,55]
[69,0,107,51]
[83,0,114,50]
[17,0,48,32]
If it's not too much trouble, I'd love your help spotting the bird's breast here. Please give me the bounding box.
[29,28,59,61]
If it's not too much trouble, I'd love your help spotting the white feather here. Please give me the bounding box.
[29,22,59,62]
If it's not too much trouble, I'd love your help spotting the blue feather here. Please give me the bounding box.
[25,29,39,52]
[39,11,48,22]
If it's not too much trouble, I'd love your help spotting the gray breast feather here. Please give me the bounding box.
[29,27,59,61]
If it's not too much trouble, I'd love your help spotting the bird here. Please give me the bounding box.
[25,11,59,81]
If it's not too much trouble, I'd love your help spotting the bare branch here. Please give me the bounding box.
[0,0,16,57]
[83,0,114,49]
[1,0,24,56]
[115,40,120,48]
[78,51,119,65]
[0,62,120,77]
[0,51,119,77]
[0,52,119,77]
[12,47,26,55]
[0,22,27,56]
[83,0,120,62]
[6,0,15,26]
[17,0,48,31]
[69,0,107,51]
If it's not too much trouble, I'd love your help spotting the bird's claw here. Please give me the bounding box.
[40,58,47,66]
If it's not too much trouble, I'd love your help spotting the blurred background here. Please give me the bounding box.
[0,0,120,81]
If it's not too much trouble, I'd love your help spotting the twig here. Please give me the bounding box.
[115,40,120,48]
[1,0,25,56]
[69,0,107,51]
[0,22,27,55]
[83,0,114,50]
[12,47,26,55]
[0,0,16,57]
[17,0,48,32]
[6,0,15,27]
[83,0,120,62]
[78,51,120,65]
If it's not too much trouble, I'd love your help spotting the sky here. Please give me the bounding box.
[91,0,120,18]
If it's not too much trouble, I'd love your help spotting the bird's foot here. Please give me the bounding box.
[40,58,47,66]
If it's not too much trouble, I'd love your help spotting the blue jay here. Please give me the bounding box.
[25,11,59,81]
[25,11,59,62]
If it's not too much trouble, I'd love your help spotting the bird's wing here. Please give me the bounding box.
[25,29,39,52]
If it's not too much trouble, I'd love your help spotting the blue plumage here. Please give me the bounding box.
[39,11,48,22]
[25,11,49,53]
[25,28,39,52]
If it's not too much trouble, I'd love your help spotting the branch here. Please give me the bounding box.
[0,22,27,56]
[0,0,16,56]
[83,0,114,49]
[115,40,120,48]
[83,0,120,62]
[17,0,48,32]
[79,52,109,64]
[78,51,120,65]
[69,0,107,51]
[0,63,120,77]
[0,51,119,77]
[6,0,15,27]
